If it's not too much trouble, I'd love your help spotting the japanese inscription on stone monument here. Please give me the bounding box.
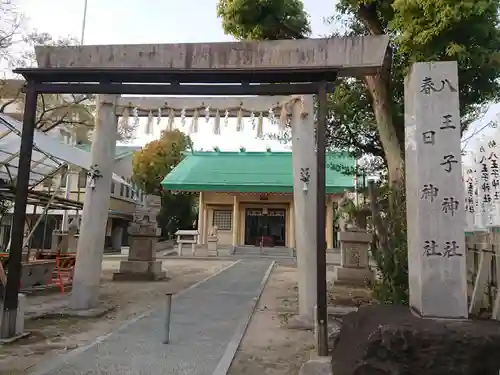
[405,61,468,318]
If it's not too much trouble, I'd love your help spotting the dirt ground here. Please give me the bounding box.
[0,258,234,375]
[228,263,373,375]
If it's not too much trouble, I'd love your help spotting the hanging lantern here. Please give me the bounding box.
[256,112,264,138]
[236,108,243,132]
[224,109,229,127]
[190,108,199,134]
[213,109,221,135]
[166,108,175,131]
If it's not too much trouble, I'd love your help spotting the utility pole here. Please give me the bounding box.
[81,0,88,45]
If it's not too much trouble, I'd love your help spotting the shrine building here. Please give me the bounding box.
[161,150,356,249]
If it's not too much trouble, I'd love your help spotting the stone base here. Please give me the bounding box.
[0,293,26,337]
[333,266,373,287]
[299,356,332,375]
[331,304,500,375]
[207,238,218,256]
[283,314,315,330]
[112,260,167,281]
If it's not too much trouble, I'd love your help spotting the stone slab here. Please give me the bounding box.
[338,231,373,243]
[34,36,389,76]
[331,304,500,375]
[405,61,468,319]
[327,305,358,317]
[333,266,373,286]
[0,331,31,344]
[112,260,166,281]
[299,356,332,375]
[25,298,115,320]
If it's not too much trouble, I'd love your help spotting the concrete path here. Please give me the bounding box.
[30,259,274,375]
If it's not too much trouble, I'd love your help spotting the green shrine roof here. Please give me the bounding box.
[161,151,356,193]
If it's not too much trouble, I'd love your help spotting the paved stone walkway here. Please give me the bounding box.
[31,259,274,375]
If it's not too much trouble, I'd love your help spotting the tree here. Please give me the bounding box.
[216,0,311,40]
[331,0,500,184]
[132,130,196,238]
[216,0,500,304]
[217,0,500,183]
[0,0,24,67]
[0,30,135,142]
[0,4,96,137]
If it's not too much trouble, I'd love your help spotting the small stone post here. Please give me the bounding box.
[70,95,118,310]
[291,96,317,323]
[405,61,468,318]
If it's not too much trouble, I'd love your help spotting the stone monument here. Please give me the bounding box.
[405,61,468,319]
[329,62,500,375]
[334,230,373,286]
[113,195,165,281]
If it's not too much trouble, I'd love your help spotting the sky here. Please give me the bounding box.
[12,0,500,155]
[15,0,333,151]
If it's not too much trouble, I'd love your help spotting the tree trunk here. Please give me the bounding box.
[364,50,404,188]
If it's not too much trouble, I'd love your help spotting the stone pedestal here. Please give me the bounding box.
[333,231,373,286]
[113,224,166,281]
[207,236,218,256]
[331,304,500,375]
[0,294,26,339]
[52,223,79,253]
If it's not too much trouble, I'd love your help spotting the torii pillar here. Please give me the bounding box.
[70,95,118,310]
[291,96,317,324]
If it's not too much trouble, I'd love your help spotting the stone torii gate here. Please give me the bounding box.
[114,94,319,322]
[4,36,388,355]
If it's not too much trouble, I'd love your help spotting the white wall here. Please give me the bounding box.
[113,154,134,180]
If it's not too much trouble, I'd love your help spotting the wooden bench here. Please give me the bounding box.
[175,230,199,256]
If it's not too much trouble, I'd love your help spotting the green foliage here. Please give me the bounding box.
[132,130,190,194]
[370,182,409,304]
[132,130,195,238]
[328,79,382,158]
[157,192,196,239]
[215,0,500,305]
[331,0,500,159]
[216,0,311,40]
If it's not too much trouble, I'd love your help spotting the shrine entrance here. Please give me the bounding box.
[244,208,286,247]
[3,35,389,356]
